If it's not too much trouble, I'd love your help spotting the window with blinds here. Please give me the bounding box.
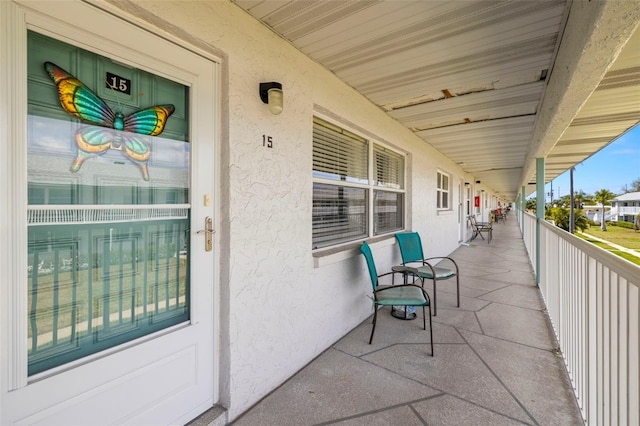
[374,190,403,235]
[312,183,367,248]
[312,117,405,249]
[374,144,403,189]
[312,118,368,184]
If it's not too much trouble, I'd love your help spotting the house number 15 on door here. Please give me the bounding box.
[262,135,273,148]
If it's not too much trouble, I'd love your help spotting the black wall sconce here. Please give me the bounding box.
[464,182,470,186]
[260,82,283,115]
[475,180,481,184]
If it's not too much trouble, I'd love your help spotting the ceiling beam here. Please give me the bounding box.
[519,0,640,190]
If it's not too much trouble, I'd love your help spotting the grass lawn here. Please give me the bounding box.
[576,226,640,266]
[610,250,640,265]
[582,225,640,249]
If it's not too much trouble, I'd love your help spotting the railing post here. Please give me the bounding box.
[536,158,545,287]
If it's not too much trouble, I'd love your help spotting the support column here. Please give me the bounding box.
[521,186,526,233]
[569,167,575,234]
[535,158,545,287]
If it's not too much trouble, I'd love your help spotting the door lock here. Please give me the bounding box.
[196,216,214,251]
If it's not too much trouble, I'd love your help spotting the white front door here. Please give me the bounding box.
[1,2,218,424]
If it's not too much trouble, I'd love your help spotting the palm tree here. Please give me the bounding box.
[550,207,589,232]
[574,189,588,209]
[594,189,616,231]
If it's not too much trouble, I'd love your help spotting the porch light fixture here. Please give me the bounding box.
[464,182,470,186]
[260,82,283,115]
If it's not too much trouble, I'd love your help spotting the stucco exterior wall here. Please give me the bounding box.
[81,0,473,419]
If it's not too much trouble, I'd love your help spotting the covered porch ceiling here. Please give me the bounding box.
[232,0,640,201]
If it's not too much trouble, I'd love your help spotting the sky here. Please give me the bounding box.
[534,124,640,201]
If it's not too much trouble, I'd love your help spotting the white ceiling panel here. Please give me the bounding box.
[233,0,640,200]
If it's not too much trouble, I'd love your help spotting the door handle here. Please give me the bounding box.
[196,216,214,252]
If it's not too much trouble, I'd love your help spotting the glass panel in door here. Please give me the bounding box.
[27,31,191,375]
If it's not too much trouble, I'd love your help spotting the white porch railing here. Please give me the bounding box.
[28,204,189,225]
[615,206,640,216]
[519,211,639,425]
[521,211,536,268]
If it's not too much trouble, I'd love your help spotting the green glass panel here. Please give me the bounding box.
[27,31,191,375]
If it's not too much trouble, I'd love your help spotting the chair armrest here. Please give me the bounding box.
[423,256,459,273]
[375,283,423,292]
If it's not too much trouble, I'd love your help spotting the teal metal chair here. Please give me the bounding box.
[394,232,459,316]
[360,242,433,355]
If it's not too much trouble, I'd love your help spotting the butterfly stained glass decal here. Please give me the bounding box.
[44,61,175,180]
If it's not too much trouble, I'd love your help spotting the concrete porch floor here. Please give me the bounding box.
[229,214,584,425]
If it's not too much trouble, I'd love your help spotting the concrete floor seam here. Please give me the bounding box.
[458,331,541,426]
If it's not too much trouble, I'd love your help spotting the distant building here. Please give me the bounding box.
[610,192,640,222]
[582,204,611,222]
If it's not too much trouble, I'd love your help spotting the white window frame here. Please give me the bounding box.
[436,170,450,210]
[312,117,405,249]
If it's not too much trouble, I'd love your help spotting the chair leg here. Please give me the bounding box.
[456,275,460,307]
[432,279,437,316]
[428,303,434,356]
[369,306,378,344]
[422,306,426,330]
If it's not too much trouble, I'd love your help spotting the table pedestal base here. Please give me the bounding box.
[391,307,417,320]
